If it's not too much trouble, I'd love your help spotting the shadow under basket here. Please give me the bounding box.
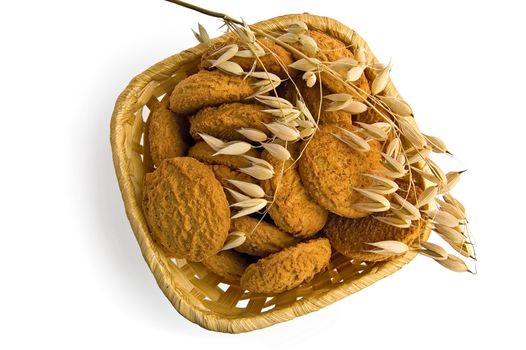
[110,13,430,333]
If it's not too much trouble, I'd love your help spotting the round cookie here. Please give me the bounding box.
[148,94,192,167]
[190,103,273,142]
[200,37,294,78]
[298,123,385,218]
[202,250,251,284]
[323,214,425,262]
[170,70,256,115]
[240,238,332,294]
[188,141,260,169]
[142,157,230,261]
[261,148,328,238]
[231,217,298,257]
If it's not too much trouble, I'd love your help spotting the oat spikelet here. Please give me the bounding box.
[353,188,390,207]
[231,199,268,219]
[226,188,251,202]
[289,58,320,71]
[443,193,466,216]
[261,142,291,160]
[374,216,411,228]
[392,193,421,220]
[356,122,390,141]
[386,138,401,158]
[214,141,252,156]
[433,224,466,244]
[437,199,466,221]
[371,62,392,95]
[397,116,427,149]
[426,210,460,228]
[365,240,409,256]
[417,186,438,208]
[377,95,413,116]
[361,174,399,194]
[436,254,471,273]
[303,70,317,87]
[417,241,448,261]
[346,64,366,82]
[199,133,226,151]
[256,95,293,109]
[264,122,300,141]
[192,23,210,46]
[226,179,265,198]
[209,44,239,67]
[352,201,390,213]
[221,231,247,251]
[333,127,371,152]
[441,171,463,193]
[424,134,448,154]
[242,155,274,171]
[216,61,245,75]
[237,128,268,142]
[239,165,274,180]
[382,152,407,175]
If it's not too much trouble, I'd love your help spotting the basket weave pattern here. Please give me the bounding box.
[110,13,429,333]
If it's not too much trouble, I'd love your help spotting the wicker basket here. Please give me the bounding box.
[110,13,430,333]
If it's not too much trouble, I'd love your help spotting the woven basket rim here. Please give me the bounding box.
[110,13,429,333]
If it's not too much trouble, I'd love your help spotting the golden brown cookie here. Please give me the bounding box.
[230,217,298,257]
[188,141,260,169]
[323,214,424,262]
[240,238,331,294]
[290,30,370,102]
[148,95,191,167]
[170,70,256,115]
[142,157,230,262]
[298,124,385,218]
[261,148,328,238]
[200,37,294,78]
[202,250,251,284]
[190,103,273,142]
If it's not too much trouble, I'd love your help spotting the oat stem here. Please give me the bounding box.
[164,0,243,25]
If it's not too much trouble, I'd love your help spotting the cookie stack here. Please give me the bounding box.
[141,28,427,294]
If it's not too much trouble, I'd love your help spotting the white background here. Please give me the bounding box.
[1,0,524,348]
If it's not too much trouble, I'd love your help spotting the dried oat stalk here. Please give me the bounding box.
[169,0,475,273]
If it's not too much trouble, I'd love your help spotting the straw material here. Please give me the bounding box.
[110,13,431,333]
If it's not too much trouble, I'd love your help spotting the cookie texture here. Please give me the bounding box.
[202,250,251,284]
[148,95,191,167]
[261,148,328,238]
[142,157,230,261]
[190,103,273,142]
[323,214,424,262]
[188,141,260,169]
[298,124,385,218]
[240,238,331,294]
[200,37,294,78]
[231,217,298,257]
[170,70,256,115]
